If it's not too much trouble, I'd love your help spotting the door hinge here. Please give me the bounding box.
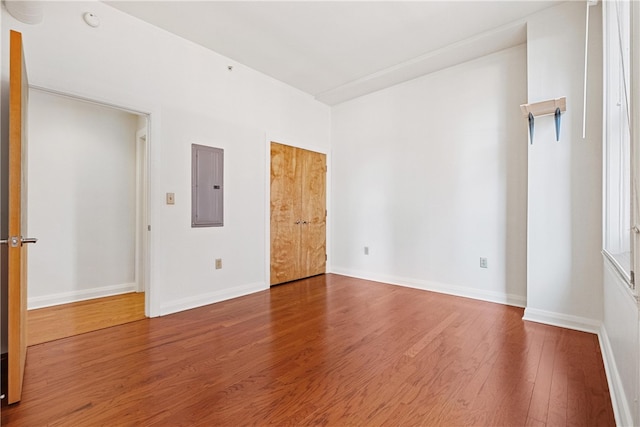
[325,254,327,261]
[631,270,635,288]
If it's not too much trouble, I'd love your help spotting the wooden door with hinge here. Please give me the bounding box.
[5,30,37,405]
[299,148,326,277]
[270,142,326,285]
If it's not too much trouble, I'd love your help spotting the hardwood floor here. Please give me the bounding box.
[2,275,614,426]
[27,292,146,346]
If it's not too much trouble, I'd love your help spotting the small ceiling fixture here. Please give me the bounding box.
[83,12,100,28]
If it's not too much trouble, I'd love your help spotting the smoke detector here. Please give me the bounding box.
[83,12,100,28]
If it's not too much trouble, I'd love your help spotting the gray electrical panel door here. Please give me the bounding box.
[192,144,223,227]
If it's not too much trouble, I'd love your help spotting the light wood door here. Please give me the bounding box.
[299,148,326,277]
[270,142,326,285]
[8,30,30,404]
[270,142,302,284]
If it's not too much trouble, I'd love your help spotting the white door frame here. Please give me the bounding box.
[29,85,153,316]
[135,127,149,294]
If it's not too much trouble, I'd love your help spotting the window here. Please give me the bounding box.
[603,0,633,285]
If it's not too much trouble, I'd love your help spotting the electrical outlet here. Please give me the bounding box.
[215,258,222,269]
[480,257,488,268]
[364,246,369,255]
[166,192,175,205]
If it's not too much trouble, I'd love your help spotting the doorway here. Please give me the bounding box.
[25,88,150,342]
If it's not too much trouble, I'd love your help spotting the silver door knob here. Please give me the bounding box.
[0,236,37,247]
[0,237,19,247]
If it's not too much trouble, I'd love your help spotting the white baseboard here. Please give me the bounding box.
[598,325,635,427]
[28,282,138,309]
[522,307,601,334]
[330,267,527,308]
[159,282,267,316]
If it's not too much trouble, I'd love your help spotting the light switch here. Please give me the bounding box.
[166,193,175,205]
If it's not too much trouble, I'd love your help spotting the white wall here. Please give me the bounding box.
[524,2,604,331]
[0,0,331,317]
[27,90,139,308]
[331,1,606,331]
[602,262,639,426]
[158,108,266,313]
[331,45,528,306]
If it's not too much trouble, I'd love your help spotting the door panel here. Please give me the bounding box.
[270,143,302,284]
[8,30,29,404]
[300,149,326,277]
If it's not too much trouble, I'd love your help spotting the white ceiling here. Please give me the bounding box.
[105,1,562,105]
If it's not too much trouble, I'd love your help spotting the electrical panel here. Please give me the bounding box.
[192,144,223,227]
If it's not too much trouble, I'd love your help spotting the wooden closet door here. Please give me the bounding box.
[270,143,302,285]
[300,149,326,277]
[270,143,326,285]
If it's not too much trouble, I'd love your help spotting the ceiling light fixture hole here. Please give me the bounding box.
[83,12,100,28]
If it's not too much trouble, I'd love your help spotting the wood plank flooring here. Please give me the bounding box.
[2,274,614,426]
[27,292,146,346]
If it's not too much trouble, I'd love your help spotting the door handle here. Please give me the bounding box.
[0,236,37,247]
